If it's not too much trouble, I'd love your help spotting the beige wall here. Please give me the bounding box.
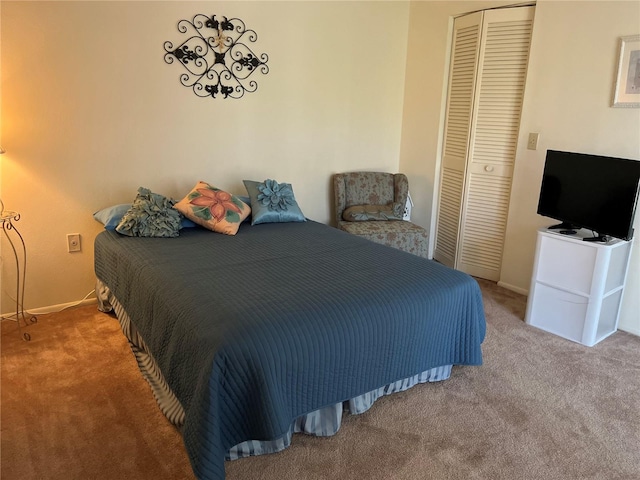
[0,1,410,312]
[501,0,640,334]
[2,1,639,335]
[400,0,640,334]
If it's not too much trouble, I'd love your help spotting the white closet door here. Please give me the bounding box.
[433,12,482,267]
[457,6,534,280]
[434,6,534,280]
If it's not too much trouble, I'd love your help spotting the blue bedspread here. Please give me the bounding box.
[94,220,486,479]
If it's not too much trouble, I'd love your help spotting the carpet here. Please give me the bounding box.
[2,279,639,479]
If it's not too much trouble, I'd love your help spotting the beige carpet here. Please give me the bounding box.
[2,279,639,480]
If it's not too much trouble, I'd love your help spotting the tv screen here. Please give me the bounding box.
[537,150,640,241]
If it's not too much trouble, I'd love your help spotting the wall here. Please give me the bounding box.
[3,0,639,335]
[500,0,640,334]
[400,0,640,334]
[0,1,411,312]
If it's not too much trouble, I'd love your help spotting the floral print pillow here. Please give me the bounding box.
[174,181,250,235]
[243,179,306,225]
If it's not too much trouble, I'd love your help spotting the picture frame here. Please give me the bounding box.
[612,35,640,108]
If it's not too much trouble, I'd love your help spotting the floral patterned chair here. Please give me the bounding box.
[333,172,429,258]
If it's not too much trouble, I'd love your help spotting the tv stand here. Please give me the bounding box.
[525,229,632,346]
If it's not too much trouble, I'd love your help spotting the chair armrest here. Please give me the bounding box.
[393,174,409,211]
[333,173,347,225]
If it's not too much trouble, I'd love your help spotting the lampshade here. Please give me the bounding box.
[0,146,5,154]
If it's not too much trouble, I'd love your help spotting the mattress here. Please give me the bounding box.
[94,220,486,479]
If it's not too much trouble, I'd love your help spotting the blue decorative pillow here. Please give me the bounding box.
[181,217,197,228]
[243,179,306,225]
[93,204,131,230]
[94,203,196,230]
[115,187,182,237]
[236,195,251,208]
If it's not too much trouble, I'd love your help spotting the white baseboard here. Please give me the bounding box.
[2,297,98,318]
[30,297,97,314]
[497,281,529,296]
[618,325,640,337]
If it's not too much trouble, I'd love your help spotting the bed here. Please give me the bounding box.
[94,219,486,480]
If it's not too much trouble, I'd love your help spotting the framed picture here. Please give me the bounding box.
[612,35,640,108]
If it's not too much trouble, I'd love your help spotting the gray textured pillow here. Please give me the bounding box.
[115,187,182,237]
[342,204,403,222]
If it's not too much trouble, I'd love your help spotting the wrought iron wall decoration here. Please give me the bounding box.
[163,15,269,99]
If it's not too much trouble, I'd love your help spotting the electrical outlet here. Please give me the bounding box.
[527,132,540,150]
[67,233,81,253]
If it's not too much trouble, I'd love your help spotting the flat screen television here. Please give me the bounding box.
[537,150,640,242]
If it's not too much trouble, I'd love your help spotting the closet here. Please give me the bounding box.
[434,6,534,281]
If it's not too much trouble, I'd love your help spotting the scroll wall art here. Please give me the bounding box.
[164,14,269,99]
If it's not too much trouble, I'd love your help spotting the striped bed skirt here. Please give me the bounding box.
[96,279,452,461]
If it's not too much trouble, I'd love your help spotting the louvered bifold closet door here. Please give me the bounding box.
[433,12,482,267]
[456,6,534,280]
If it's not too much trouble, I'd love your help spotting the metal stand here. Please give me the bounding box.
[1,206,37,341]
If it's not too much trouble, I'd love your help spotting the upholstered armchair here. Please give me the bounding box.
[333,172,429,258]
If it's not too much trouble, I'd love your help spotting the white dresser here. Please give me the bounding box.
[525,228,633,346]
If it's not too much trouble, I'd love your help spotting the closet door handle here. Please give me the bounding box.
[484,165,494,172]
